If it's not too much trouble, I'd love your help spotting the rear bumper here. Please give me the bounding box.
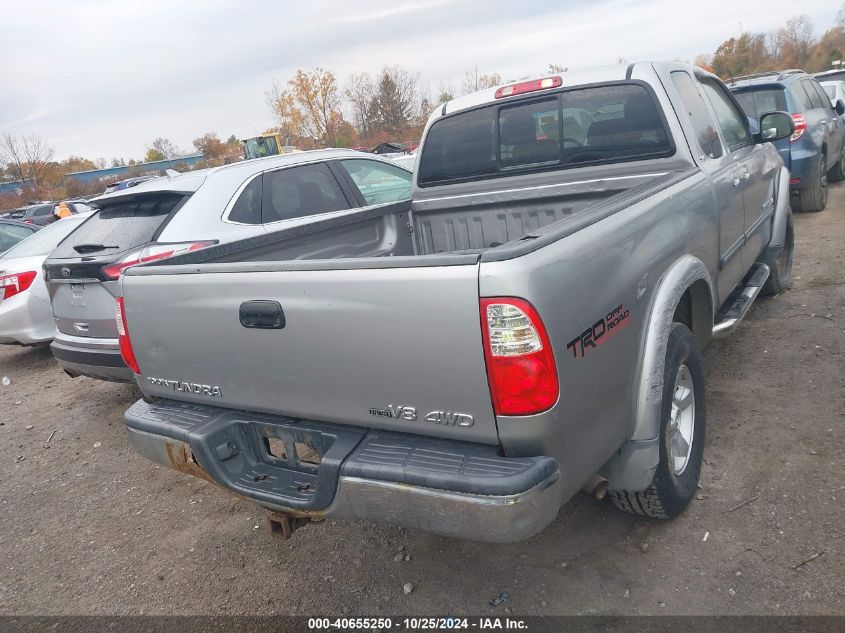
[787,146,819,189]
[0,293,54,345]
[50,337,133,382]
[125,399,562,542]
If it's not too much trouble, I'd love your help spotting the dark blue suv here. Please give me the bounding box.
[729,69,845,212]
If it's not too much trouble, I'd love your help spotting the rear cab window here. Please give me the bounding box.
[51,193,187,259]
[417,82,674,186]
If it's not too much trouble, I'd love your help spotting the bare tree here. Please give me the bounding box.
[436,80,455,104]
[777,15,815,68]
[0,132,54,189]
[345,72,376,138]
[462,66,502,94]
[0,133,26,182]
[765,30,781,61]
[150,137,180,159]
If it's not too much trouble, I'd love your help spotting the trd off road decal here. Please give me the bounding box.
[566,304,631,359]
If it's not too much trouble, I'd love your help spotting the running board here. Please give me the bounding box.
[711,263,770,340]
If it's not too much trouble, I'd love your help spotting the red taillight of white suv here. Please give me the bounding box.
[115,297,140,374]
[790,113,806,142]
[480,298,559,416]
[0,271,37,301]
[101,241,215,280]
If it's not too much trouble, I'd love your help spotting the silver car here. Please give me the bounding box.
[44,149,412,382]
[0,214,92,345]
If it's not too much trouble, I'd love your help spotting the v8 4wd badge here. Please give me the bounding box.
[369,404,474,427]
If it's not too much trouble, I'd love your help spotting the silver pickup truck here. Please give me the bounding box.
[117,62,796,542]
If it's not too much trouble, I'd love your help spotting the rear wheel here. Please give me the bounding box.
[828,152,845,182]
[797,155,828,212]
[610,323,705,519]
[761,210,794,296]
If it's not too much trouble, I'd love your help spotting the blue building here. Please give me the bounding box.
[63,154,207,185]
[0,179,34,196]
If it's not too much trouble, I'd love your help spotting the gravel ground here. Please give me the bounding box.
[0,183,842,617]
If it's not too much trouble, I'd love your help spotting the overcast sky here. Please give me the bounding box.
[0,0,839,161]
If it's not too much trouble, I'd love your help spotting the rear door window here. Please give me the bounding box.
[790,83,813,111]
[339,159,412,205]
[801,80,825,110]
[732,88,787,119]
[418,82,673,186]
[32,205,54,217]
[50,193,187,259]
[228,177,263,224]
[809,80,835,113]
[700,79,752,152]
[671,71,723,158]
[261,163,350,224]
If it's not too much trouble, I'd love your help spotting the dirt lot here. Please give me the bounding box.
[0,184,843,617]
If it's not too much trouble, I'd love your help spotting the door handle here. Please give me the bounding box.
[731,171,741,187]
[239,300,285,329]
[740,165,751,181]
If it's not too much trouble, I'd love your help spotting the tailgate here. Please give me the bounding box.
[121,264,499,444]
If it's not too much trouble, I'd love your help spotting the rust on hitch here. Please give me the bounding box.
[267,512,312,540]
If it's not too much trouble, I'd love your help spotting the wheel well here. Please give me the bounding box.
[672,280,713,348]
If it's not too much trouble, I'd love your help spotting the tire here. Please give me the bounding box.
[828,152,845,183]
[761,210,794,296]
[610,323,706,519]
[797,155,828,212]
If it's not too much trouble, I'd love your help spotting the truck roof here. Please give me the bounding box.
[437,63,635,119]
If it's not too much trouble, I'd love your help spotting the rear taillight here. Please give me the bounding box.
[790,113,806,142]
[494,76,562,99]
[115,297,140,374]
[23,219,33,224]
[0,271,37,300]
[101,241,215,280]
[480,298,559,416]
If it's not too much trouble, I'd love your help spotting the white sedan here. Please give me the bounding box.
[0,213,92,345]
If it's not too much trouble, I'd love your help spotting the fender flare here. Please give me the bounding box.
[601,254,714,491]
[767,166,791,250]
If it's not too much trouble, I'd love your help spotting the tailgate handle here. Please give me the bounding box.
[239,300,285,329]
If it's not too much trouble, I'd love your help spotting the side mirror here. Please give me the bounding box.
[758,111,795,142]
[836,100,845,116]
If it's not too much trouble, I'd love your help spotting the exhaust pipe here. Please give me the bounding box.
[582,475,609,501]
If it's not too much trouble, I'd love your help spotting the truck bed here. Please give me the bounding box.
[142,170,681,269]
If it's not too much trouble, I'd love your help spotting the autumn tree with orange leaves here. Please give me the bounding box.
[266,68,349,147]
